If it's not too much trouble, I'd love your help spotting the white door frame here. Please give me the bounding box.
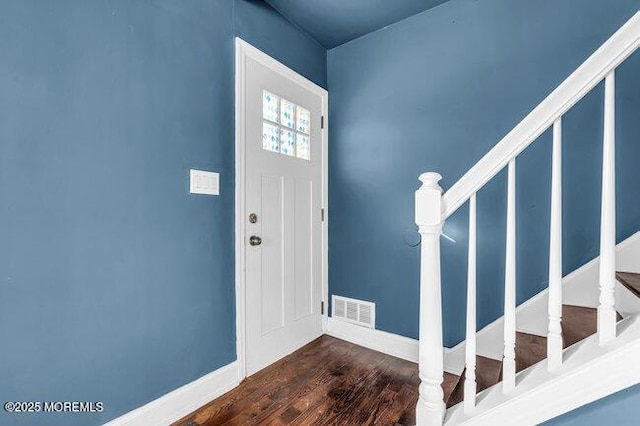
[234,38,329,380]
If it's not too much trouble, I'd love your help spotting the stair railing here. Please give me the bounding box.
[415,11,640,425]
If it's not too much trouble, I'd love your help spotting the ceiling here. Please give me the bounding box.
[264,0,451,49]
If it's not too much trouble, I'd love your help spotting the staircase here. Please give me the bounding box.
[413,11,640,426]
[440,298,631,410]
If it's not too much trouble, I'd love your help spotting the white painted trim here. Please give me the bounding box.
[236,39,328,98]
[442,11,640,218]
[445,317,640,425]
[234,38,329,379]
[321,103,329,333]
[326,317,418,363]
[235,37,248,381]
[103,361,240,426]
[444,231,640,375]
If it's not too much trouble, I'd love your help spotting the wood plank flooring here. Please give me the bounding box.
[173,335,419,426]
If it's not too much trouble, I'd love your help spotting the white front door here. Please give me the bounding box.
[239,41,326,376]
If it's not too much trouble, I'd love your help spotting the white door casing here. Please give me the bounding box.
[235,39,328,378]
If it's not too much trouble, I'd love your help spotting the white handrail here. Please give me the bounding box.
[442,11,640,219]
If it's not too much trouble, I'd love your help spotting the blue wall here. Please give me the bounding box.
[0,1,326,425]
[327,0,640,345]
[544,384,640,425]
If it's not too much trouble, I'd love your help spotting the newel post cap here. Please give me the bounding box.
[415,172,444,228]
[418,172,443,191]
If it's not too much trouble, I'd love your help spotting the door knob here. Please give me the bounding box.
[249,235,262,246]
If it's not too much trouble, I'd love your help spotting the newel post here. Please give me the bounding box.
[415,172,445,426]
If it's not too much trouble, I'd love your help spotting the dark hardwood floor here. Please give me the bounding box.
[173,336,419,426]
[174,272,640,425]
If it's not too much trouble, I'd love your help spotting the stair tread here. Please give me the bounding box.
[515,331,547,372]
[616,271,640,299]
[446,369,464,408]
[446,355,502,407]
[476,355,503,390]
[442,371,461,406]
[561,304,622,348]
[561,305,597,348]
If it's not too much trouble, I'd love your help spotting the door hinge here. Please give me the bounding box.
[321,208,325,222]
[321,115,325,129]
[321,301,325,315]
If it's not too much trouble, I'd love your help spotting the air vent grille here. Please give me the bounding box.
[332,295,375,329]
[334,298,345,318]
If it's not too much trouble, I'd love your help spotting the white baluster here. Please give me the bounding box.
[503,159,517,393]
[464,194,477,413]
[548,118,564,371]
[598,71,617,345]
[415,173,445,426]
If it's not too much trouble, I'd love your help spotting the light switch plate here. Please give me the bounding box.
[190,169,219,195]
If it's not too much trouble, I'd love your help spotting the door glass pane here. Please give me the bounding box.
[262,90,311,160]
[262,122,280,153]
[296,134,310,160]
[263,91,279,123]
[280,98,296,129]
[280,128,296,157]
[296,106,310,134]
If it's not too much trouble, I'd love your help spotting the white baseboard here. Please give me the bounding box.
[326,317,418,363]
[444,231,640,375]
[103,361,240,426]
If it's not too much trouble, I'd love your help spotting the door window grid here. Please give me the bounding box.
[262,91,311,160]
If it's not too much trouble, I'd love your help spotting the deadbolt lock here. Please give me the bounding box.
[249,213,258,223]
